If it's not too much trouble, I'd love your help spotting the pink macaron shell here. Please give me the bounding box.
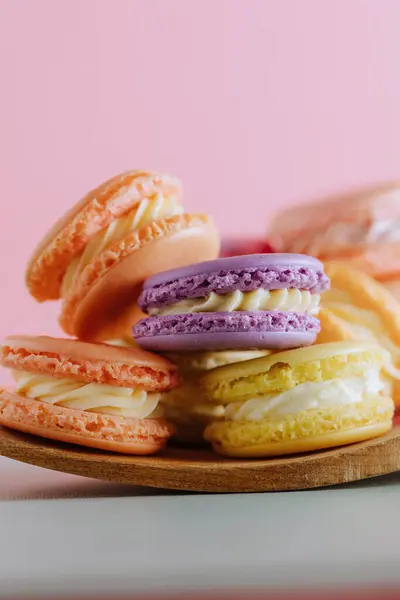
[0,389,174,455]
[1,335,178,391]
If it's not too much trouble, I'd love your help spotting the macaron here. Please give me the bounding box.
[0,335,178,454]
[25,170,220,342]
[267,182,400,285]
[161,350,270,444]
[133,254,329,351]
[317,262,400,400]
[202,341,394,457]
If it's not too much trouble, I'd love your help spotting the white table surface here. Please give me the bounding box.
[1,456,400,597]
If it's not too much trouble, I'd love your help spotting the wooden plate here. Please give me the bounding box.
[1,424,400,492]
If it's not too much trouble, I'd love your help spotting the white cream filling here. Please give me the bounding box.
[61,192,183,297]
[224,368,386,422]
[12,371,162,419]
[150,289,320,316]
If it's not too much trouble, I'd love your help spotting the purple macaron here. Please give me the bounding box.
[133,254,330,351]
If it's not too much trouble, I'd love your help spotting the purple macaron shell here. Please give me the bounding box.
[133,311,319,351]
[134,331,317,352]
[138,254,329,312]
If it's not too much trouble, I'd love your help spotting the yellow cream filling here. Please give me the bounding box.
[149,289,320,316]
[224,368,386,421]
[61,192,182,297]
[12,371,162,419]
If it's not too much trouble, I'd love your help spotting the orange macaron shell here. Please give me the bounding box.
[59,213,220,340]
[26,170,182,301]
[1,335,179,391]
[0,390,174,455]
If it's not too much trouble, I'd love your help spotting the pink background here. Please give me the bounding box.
[1,0,400,340]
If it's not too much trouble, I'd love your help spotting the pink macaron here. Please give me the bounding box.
[0,335,179,454]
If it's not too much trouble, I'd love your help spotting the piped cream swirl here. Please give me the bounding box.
[61,193,183,297]
[12,371,162,419]
[149,289,320,316]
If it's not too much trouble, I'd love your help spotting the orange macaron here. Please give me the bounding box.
[267,182,400,287]
[0,335,178,454]
[25,170,220,341]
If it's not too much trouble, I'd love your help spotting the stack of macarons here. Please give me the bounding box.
[267,182,400,300]
[131,254,395,454]
[130,252,338,444]
[0,169,396,458]
[0,169,221,454]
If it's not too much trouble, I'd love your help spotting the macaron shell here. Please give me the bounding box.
[268,182,400,251]
[165,349,271,373]
[201,342,386,404]
[135,330,317,352]
[143,253,324,288]
[1,335,178,391]
[139,263,329,312]
[82,302,146,344]
[26,171,182,301]
[59,213,220,341]
[205,421,392,458]
[0,390,174,455]
[204,394,394,457]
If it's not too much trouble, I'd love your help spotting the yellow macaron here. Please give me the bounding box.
[202,341,394,458]
[317,262,400,399]
[161,350,271,444]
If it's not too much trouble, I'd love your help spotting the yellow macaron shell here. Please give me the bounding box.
[201,341,390,404]
[165,349,271,375]
[204,397,393,457]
